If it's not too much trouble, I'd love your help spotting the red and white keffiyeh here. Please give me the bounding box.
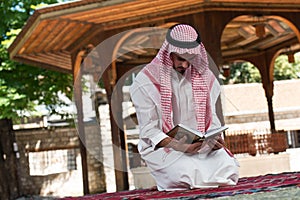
[142,24,215,133]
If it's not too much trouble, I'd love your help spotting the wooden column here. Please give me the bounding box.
[247,53,276,132]
[73,51,89,194]
[102,67,129,191]
[95,30,130,191]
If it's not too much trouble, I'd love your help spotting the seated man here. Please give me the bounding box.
[130,24,239,191]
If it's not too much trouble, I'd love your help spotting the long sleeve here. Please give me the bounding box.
[129,73,168,155]
[208,77,222,130]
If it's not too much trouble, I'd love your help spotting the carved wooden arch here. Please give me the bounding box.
[268,15,300,82]
[219,14,300,132]
[110,22,178,85]
[273,15,300,42]
[221,14,300,79]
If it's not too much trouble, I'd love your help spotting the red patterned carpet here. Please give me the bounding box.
[60,172,300,199]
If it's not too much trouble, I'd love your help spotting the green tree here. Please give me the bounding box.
[0,1,73,199]
[223,62,261,84]
[1,0,73,120]
[223,53,300,84]
[274,54,300,80]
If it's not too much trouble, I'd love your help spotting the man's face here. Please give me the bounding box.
[170,53,195,74]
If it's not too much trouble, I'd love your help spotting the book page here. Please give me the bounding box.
[167,124,203,143]
[204,126,228,139]
[167,124,228,143]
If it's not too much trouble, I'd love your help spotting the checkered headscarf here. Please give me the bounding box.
[142,24,215,133]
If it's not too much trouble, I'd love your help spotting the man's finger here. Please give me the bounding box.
[208,139,223,150]
[217,137,226,145]
[178,135,187,143]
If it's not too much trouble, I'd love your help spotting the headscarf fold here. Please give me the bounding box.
[142,24,215,133]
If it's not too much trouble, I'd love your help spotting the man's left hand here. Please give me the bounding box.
[206,136,225,151]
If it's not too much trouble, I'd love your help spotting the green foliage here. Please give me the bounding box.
[223,62,261,84]
[274,54,300,80]
[0,0,73,120]
[223,53,300,84]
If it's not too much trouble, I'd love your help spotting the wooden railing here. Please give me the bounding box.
[224,130,257,156]
[224,130,288,156]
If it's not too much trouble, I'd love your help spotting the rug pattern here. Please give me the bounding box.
[61,172,300,199]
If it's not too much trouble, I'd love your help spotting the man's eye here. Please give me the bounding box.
[178,57,186,61]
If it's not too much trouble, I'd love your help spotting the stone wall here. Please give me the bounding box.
[14,125,106,197]
[224,109,300,124]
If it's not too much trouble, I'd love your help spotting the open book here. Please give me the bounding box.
[167,124,228,143]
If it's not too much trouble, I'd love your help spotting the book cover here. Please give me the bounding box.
[167,124,228,143]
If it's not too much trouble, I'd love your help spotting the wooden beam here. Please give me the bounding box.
[223,37,299,61]
[26,145,79,153]
[12,56,72,74]
[60,23,93,50]
[67,25,104,53]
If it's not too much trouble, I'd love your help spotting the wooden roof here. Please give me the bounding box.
[222,15,299,60]
[8,0,300,74]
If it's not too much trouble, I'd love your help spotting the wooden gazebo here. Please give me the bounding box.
[8,0,300,194]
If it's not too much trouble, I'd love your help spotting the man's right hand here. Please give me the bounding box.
[157,136,204,154]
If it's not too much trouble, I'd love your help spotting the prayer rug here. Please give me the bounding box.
[60,172,300,199]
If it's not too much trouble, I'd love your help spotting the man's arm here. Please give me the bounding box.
[130,76,168,149]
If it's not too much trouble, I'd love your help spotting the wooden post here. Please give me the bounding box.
[102,67,129,191]
[247,51,277,133]
[266,95,276,132]
[73,51,90,195]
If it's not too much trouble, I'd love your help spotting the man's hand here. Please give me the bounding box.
[206,136,225,151]
[157,136,204,154]
[174,136,204,154]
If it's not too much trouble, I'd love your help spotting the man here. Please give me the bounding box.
[129,24,239,191]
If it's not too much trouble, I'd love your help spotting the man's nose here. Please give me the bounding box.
[182,61,189,68]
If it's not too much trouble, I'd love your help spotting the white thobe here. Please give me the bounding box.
[130,67,239,191]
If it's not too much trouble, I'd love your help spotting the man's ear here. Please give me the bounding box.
[170,52,175,61]
[170,52,174,58]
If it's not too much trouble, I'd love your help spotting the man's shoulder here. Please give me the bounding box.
[132,70,149,84]
[130,71,150,90]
